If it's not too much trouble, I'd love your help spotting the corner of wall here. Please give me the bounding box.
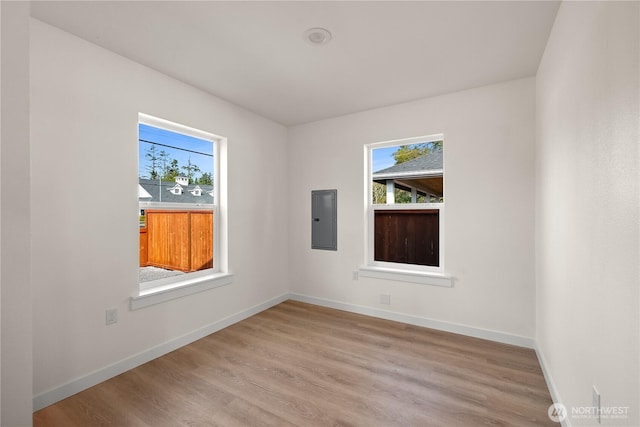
[1,1,33,425]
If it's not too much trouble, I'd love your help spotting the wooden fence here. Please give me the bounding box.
[139,210,213,272]
[374,209,439,267]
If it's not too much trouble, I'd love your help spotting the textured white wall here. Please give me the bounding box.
[536,2,639,425]
[1,2,33,425]
[30,19,289,397]
[288,78,536,339]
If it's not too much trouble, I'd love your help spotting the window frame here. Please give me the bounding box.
[132,113,231,309]
[362,134,450,285]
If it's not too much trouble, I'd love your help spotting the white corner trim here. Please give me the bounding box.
[358,266,453,287]
[535,345,571,427]
[33,292,289,411]
[288,293,534,348]
[131,273,234,310]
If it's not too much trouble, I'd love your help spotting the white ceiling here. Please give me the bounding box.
[31,1,560,126]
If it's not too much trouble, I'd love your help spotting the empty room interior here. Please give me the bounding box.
[1,1,639,426]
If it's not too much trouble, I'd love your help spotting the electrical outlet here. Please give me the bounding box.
[105,308,118,325]
[592,385,601,424]
[380,294,391,305]
[352,271,359,280]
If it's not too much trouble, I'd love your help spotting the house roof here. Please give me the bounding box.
[138,178,214,205]
[138,184,152,199]
[373,150,443,178]
[373,151,443,198]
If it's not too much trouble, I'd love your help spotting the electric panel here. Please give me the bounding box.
[311,189,337,251]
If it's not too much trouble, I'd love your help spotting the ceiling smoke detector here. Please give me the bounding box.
[304,28,332,46]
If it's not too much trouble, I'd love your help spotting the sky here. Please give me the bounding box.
[372,146,397,172]
[138,124,214,179]
[372,142,442,172]
[139,127,422,178]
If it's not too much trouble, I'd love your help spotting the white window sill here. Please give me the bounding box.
[358,266,453,287]
[131,272,233,310]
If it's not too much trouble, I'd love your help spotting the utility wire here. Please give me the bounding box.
[139,138,213,157]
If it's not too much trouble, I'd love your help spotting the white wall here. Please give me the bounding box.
[26,3,640,422]
[30,19,289,401]
[1,2,33,426]
[288,78,536,341]
[536,2,639,426]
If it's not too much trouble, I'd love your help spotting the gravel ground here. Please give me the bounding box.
[139,266,185,282]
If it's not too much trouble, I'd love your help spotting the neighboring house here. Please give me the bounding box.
[372,150,443,202]
[138,184,152,199]
[138,177,214,205]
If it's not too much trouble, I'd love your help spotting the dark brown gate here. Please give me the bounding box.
[374,209,439,267]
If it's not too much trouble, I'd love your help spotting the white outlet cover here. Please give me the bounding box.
[106,308,118,325]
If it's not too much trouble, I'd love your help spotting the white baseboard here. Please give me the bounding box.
[288,293,535,349]
[34,291,537,412]
[32,292,289,411]
[535,345,570,426]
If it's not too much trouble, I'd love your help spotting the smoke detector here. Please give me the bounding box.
[304,28,332,46]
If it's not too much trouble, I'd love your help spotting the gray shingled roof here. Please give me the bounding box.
[373,150,443,176]
[139,178,214,204]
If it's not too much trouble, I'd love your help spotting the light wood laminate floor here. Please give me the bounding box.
[34,300,555,426]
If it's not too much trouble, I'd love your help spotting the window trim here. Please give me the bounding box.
[134,113,230,307]
[131,272,234,310]
[363,134,450,285]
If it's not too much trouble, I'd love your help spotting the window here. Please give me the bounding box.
[364,134,446,280]
[168,183,183,195]
[133,113,230,309]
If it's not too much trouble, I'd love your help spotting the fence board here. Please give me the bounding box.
[142,210,213,272]
[139,228,148,267]
[190,211,214,271]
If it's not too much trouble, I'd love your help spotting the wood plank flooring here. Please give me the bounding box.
[34,300,555,426]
